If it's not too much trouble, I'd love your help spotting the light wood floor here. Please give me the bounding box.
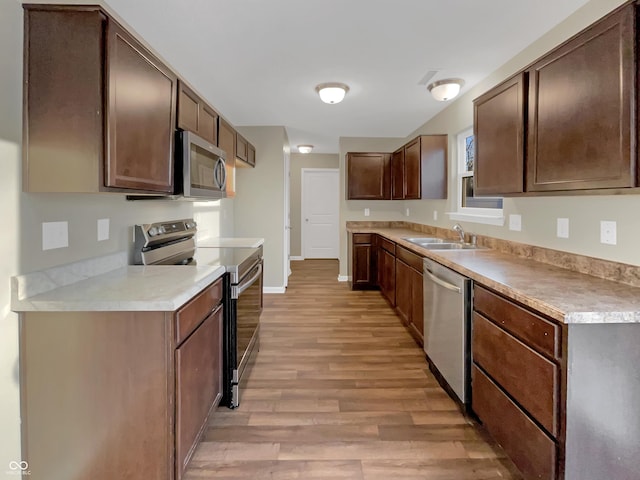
[185,259,521,480]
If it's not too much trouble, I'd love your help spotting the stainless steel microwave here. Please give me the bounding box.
[175,130,227,200]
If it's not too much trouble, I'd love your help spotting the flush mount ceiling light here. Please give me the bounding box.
[315,83,349,104]
[427,78,465,102]
[297,145,314,154]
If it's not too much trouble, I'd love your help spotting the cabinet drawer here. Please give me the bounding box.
[175,277,223,345]
[396,246,422,271]
[473,313,558,436]
[353,233,372,244]
[474,285,559,358]
[472,365,557,480]
[379,237,395,255]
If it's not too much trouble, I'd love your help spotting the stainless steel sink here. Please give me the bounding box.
[424,242,486,250]
[404,237,485,250]
[403,237,446,246]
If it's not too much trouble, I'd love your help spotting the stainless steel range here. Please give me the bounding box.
[133,219,263,408]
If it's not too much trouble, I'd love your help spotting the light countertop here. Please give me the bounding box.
[349,226,640,325]
[11,252,226,312]
[197,237,264,248]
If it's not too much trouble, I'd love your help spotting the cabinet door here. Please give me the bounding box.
[347,153,391,200]
[218,118,236,197]
[391,149,405,199]
[474,73,526,195]
[378,248,396,306]
[352,243,374,288]
[404,138,421,199]
[106,21,177,192]
[177,81,218,145]
[247,143,256,167]
[419,135,448,199]
[395,259,412,324]
[527,5,635,192]
[236,133,248,162]
[411,267,424,340]
[175,305,223,479]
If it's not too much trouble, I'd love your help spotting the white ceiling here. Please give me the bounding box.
[105,0,590,154]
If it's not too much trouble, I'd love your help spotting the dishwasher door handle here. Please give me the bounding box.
[424,267,462,294]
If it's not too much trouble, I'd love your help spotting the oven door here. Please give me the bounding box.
[181,130,227,198]
[235,260,263,379]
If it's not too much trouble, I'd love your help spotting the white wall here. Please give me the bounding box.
[338,0,639,277]
[0,0,235,466]
[235,126,289,290]
[290,153,339,257]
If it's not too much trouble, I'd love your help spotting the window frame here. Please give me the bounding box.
[447,127,505,226]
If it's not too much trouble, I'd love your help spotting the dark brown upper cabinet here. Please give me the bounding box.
[527,3,635,192]
[23,5,177,194]
[474,73,526,195]
[347,152,392,199]
[235,132,256,168]
[177,81,219,146]
[390,135,448,200]
[473,2,637,197]
[391,149,405,199]
[218,118,236,197]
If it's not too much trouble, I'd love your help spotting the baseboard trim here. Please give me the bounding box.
[264,286,286,294]
[337,275,351,282]
[290,256,304,261]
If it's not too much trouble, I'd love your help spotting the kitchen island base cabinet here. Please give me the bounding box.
[19,278,225,480]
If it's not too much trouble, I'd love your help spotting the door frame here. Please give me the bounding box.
[301,168,340,259]
[284,148,291,286]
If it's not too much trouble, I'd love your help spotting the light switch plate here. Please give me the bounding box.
[433,210,438,221]
[97,218,110,241]
[364,208,370,217]
[600,220,617,245]
[557,218,569,238]
[509,214,522,231]
[405,208,410,217]
[42,221,69,250]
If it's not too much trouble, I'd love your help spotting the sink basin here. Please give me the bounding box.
[403,237,446,246]
[424,242,486,250]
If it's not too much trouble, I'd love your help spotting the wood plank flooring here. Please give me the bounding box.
[185,259,522,480]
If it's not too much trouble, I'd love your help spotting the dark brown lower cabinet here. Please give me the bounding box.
[472,366,557,480]
[19,277,225,480]
[175,305,223,479]
[394,246,424,346]
[378,241,396,307]
[351,233,377,289]
[472,284,562,480]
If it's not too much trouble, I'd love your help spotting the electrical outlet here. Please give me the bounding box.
[405,208,410,217]
[509,214,522,232]
[97,218,110,241]
[600,220,617,245]
[557,218,569,238]
[42,221,69,250]
[433,210,438,221]
[364,208,370,217]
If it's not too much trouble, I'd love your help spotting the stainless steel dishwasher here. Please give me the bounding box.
[423,257,472,406]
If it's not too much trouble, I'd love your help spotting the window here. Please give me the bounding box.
[448,127,504,225]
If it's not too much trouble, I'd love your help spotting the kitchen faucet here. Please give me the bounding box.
[452,223,465,243]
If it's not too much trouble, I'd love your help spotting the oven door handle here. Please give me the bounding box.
[234,262,263,298]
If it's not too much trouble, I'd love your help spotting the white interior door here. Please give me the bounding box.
[302,168,339,259]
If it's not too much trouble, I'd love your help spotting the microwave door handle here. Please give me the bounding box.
[215,157,227,189]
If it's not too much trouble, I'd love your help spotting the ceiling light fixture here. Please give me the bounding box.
[427,78,465,102]
[297,145,314,154]
[315,83,349,104]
